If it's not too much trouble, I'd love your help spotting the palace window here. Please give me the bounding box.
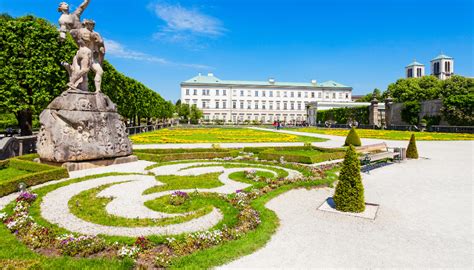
[193,89,197,95]
[283,103,288,110]
[318,92,322,98]
[262,102,266,109]
[276,91,280,97]
[262,91,266,97]
[297,92,301,98]
[240,90,244,96]
[290,102,294,110]
[247,101,251,109]
[215,101,220,109]
[305,92,308,98]
[269,91,273,97]
[254,101,259,109]
[185,89,190,95]
[233,100,237,109]
[240,101,244,109]
[223,89,227,96]
[417,68,422,77]
[216,89,220,96]
[311,92,315,98]
[290,92,294,98]
[269,102,273,110]
[255,91,259,97]
[297,102,301,110]
[407,68,413,78]
[222,101,227,109]
[283,91,287,97]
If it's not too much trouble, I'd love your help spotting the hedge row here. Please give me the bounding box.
[134,148,230,155]
[317,106,369,124]
[258,151,346,164]
[244,145,344,154]
[243,146,313,154]
[0,158,69,197]
[135,151,236,163]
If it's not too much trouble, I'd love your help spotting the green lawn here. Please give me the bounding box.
[130,127,326,144]
[293,127,474,141]
[0,167,30,183]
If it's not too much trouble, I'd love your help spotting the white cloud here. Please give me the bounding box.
[104,39,210,69]
[149,1,225,44]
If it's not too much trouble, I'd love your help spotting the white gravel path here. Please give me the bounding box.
[40,174,223,237]
[37,161,300,237]
[221,140,473,268]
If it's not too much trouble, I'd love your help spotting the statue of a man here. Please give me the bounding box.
[65,19,105,92]
[58,0,90,41]
[85,20,105,93]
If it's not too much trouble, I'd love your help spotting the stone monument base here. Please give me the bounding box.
[35,155,138,172]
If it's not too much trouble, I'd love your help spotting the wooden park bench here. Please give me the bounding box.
[356,143,404,170]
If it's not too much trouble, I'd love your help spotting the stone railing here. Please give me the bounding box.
[126,123,172,135]
[0,135,37,160]
[429,125,474,134]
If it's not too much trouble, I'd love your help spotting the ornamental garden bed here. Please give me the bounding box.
[0,151,339,269]
[130,127,326,144]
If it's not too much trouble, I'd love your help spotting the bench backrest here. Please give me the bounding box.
[356,142,388,153]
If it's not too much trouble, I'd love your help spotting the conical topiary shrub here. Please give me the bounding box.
[344,127,362,146]
[406,133,419,159]
[333,145,365,212]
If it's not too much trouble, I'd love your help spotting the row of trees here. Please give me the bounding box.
[0,14,174,135]
[358,75,473,126]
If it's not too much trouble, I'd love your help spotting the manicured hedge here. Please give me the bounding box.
[135,151,235,163]
[134,148,230,154]
[0,158,69,197]
[258,151,346,164]
[317,106,369,124]
[243,146,312,154]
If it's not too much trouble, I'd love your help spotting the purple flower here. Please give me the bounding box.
[236,189,243,193]
[172,191,189,198]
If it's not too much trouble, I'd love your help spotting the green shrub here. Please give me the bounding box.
[0,158,69,197]
[317,106,369,124]
[0,159,8,169]
[258,152,313,164]
[333,145,365,212]
[406,134,419,159]
[401,101,421,125]
[135,151,234,163]
[134,148,230,154]
[344,127,361,146]
[441,94,474,126]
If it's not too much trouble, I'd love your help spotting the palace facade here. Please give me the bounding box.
[180,73,353,123]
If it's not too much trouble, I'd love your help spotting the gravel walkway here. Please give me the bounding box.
[38,161,301,237]
[221,140,473,268]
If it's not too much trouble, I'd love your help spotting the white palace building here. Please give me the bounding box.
[180,73,353,123]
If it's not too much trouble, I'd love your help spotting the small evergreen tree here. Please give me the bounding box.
[333,145,365,212]
[344,127,362,146]
[406,134,419,159]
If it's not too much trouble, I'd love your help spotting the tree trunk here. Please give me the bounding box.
[132,116,136,127]
[138,116,141,126]
[16,109,33,136]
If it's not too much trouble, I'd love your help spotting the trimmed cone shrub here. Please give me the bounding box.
[333,145,365,212]
[344,127,362,146]
[406,134,419,159]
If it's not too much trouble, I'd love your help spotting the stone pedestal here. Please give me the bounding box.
[37,90,132,163]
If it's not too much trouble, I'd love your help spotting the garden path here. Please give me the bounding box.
[221,140,473,268]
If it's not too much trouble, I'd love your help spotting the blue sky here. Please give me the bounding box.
[2,0,473,102]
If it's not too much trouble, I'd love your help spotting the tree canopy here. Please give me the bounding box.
[0,14,175,134]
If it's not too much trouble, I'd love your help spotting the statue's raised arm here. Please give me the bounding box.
[73,0,90,16]
[57,0,90,40]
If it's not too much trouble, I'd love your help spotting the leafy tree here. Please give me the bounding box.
[386,76,441,103]
[441,94,474,126]
[0,15,76,135]
[344,127,362,146]
[189,104,203,124]
[333,145,365,213]
[401,101,421,125]
[406,134,419,159]
[439,75,474,98]
[357,88,382,102]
